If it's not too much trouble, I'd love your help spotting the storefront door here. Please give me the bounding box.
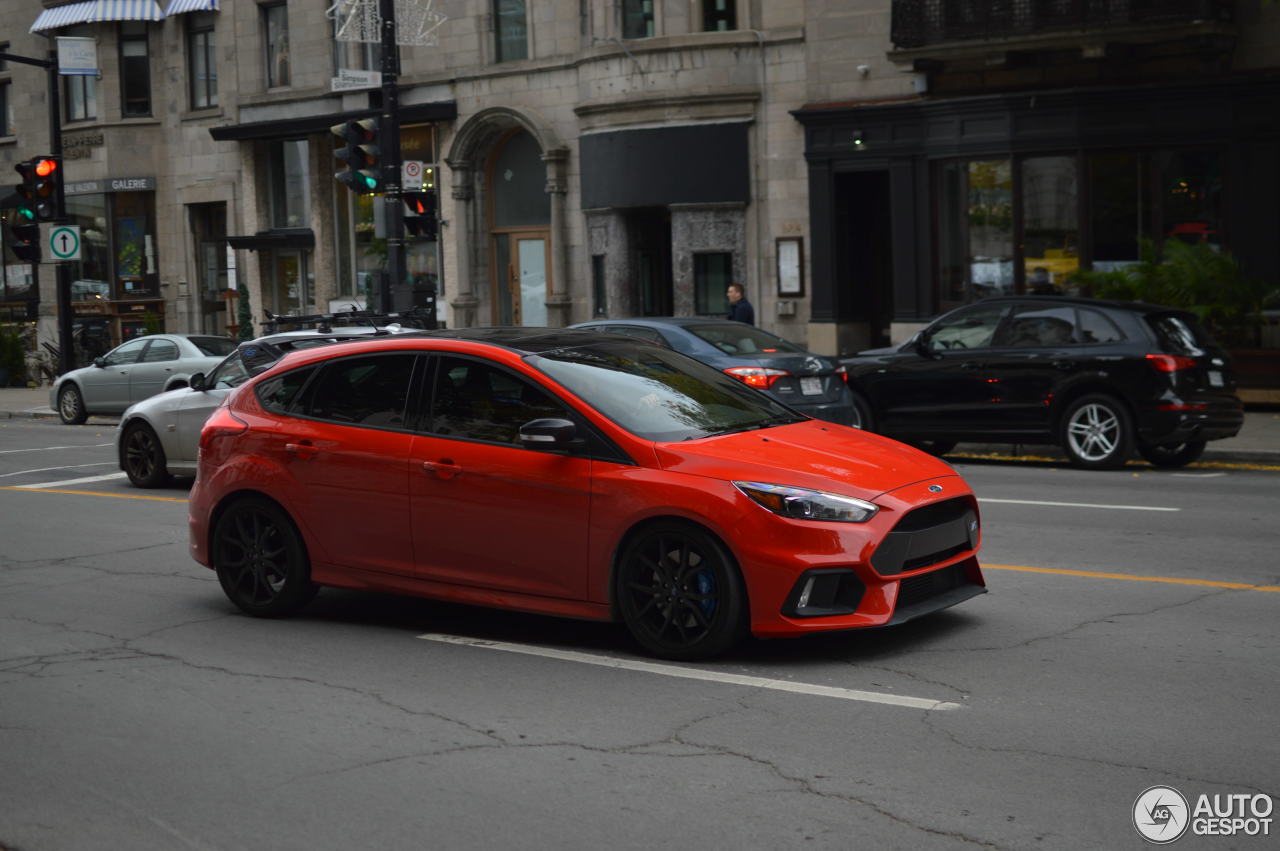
[493,232,548,326]
[271,250,310,315]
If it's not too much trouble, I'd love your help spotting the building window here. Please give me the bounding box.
[622,0,655,38]
[937,159,1013,305]
[119,22,151,117]
[264,3,291,88]
[188,12,217,109]
[694,252,732,315]
[494,0,528,62]
[0,82,10,137]
[333,17,381,72]
[592,254,607,316]
[269,140,310,228]
[62,26,97,122]
[702,0,736,31]
[1022,156,1078,294]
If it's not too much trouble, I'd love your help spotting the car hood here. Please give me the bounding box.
[651,420,957,501]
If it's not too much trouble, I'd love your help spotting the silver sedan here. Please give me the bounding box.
[50,334,236,425]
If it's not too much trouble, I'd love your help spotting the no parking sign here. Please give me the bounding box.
[402,160,424,190]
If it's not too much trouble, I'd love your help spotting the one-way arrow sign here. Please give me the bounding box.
[47,225,82,261]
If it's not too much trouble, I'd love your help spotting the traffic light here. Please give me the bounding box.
[7,214,41,263]
[330,118,381,194]
[15,157,62,222]
[402,190,437,239]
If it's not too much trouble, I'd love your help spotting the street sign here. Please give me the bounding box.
[47,224,81,261]
[402,160,423,189]
[56,37,98,76]
[330,69,381,91]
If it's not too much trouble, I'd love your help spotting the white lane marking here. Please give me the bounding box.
[1171,472,1227,479]
[16,472,127,489]
[418,633,962,711]
[981,497,1179,512]
[0,462,116,478]
[0,442,114,454]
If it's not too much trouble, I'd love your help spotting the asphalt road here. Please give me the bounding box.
[1,417,1276,851]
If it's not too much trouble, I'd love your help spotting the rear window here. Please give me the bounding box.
[683,324,805,357]
[1147,314,1211,356]
[191,336,238,357]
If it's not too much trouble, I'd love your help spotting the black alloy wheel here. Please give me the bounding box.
[120,422,171,488]
[616,522,747,661]
[212,497,318,617]
[58,384,88,425]
[1060,394,1134,470]
[1138,439,1207,469]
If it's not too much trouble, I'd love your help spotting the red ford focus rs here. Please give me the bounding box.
[189,328,986,660]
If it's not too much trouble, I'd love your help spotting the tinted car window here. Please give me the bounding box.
[997,305,1078,347]
[530,341,803,442]
[926,303,1009,351]
[607,326,667,346]
[257,367,317,414]
[191,336,238,357]
[141,340,179,362]
[430,356,568,445]
[305,354,416,427]
[1148,314,1209,356]
[684,324,805,356]
[208,353,252,390]
[1078,308,1125,344]
[103,338,149,366]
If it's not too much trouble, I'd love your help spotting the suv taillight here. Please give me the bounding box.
[1146,354,1198,373]
[834,364,849,384]
[724,366,790,390]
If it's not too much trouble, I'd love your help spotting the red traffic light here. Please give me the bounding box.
[35,158,58,178]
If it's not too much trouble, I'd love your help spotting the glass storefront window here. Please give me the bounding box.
[65,194,110,300]
[694,252,732,315]
[114,192,158,299]
[938,159,1014,305]
[1158,150,1222,251]
[1021,155,1078,295]
[1088,152,1149,273]
[270,140,310,229]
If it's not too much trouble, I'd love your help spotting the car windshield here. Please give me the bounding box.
[191,336,238,357]
[530,340,805,441]
[682,324,807,357]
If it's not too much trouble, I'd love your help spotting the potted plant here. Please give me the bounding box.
[0,325,28,388]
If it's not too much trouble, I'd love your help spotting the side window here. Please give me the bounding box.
[257,367,317,414]
[429,356,567,445]
[141,340,179,362]
[103,338,149,367]
[609,326,666,346]
[305,354,416,427]
[996,304,1079,348]
[1078,308,1126,344]
[926,304,1009,351]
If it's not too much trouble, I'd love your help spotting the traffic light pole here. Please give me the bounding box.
[379,0,405,315]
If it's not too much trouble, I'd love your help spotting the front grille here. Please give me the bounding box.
[897,563,964,610]
[871,497,977,576]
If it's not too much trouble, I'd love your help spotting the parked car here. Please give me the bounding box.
[189,328,986,660]
[116,325,417,487]
[840,296,1245,469]
[569,317,856,425]
[50,333,237,425]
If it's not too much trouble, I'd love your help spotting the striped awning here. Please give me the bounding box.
[163,0,219,14]
[31,0,164,32]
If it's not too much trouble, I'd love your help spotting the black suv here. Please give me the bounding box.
[840,297,1244,469]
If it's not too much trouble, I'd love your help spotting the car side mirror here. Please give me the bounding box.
[93,356,106,368]
[912,335,935,359]
[518,418,583,451]
[189,372,207,391]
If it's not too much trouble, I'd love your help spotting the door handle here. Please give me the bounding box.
[285,441,318,460]
[422,459,462,479]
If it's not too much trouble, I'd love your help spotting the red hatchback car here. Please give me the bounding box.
[189,329,986,660]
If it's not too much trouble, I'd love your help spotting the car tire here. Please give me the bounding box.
[213,497,318,618]
[57,384,88,425]
[1138,439,1206,469]
[1060,394,1134,470]
[615,521,748,661]
[120,421,171,488]
[848,390,874,431]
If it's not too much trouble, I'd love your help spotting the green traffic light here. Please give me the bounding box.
[16,206,35,221]
[358,171,379,191]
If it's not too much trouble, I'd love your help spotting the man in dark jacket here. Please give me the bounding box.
[726,283,755,326]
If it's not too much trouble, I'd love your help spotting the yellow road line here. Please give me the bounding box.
[985,563,1280,593]
[0,485,186,503]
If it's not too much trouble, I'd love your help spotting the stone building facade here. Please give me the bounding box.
[2,0,1278,374]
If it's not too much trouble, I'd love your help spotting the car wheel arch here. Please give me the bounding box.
[207,489,313,571]
[1050,380,1136,429]
[607,514,749,622]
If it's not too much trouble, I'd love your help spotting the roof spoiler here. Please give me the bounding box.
[261,306,436,334]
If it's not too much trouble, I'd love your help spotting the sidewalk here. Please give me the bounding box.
[1,384,1277,465]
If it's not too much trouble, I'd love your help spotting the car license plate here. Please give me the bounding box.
[800,377,823,396]
[1208,370,1224,387]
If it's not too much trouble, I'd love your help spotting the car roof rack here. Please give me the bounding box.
[261,306,435,334]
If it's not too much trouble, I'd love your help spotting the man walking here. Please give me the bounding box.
[726,283,755,326]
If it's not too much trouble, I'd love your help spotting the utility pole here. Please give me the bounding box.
[378,0,406,314]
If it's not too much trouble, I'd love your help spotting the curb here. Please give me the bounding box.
[951,443,1280,468]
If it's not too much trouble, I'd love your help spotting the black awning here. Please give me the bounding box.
[226,229,315,251]
[210,101,458,142]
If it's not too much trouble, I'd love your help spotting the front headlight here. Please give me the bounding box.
[734,481,878,523]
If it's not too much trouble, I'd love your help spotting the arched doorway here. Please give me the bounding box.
[487,130,550,326]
